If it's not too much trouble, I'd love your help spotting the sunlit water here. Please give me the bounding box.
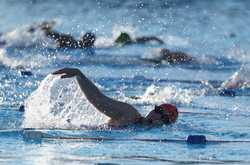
[1,0,250,164]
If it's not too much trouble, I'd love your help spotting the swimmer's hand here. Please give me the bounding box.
[52,68,81,78]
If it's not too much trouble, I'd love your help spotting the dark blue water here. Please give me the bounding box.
[1,0,250,164]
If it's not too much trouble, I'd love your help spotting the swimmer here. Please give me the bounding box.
[115,32,164,45]
[221,65,250,89]
[159,48,195,64]
[52,68,178,127]
[43,29,95,48]
[30,21,96,48]
[145,48,196,64]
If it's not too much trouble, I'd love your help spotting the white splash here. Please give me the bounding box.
[22,74,109,129]
[0,49,23,68]
[0,48,51,69]
[2,24,57,49]
[162,35,190,47]
[143,48,164,62]
[0,90,4,105]
[221,65,250,89]
[227,48,250,63]
[122,84,193,106]
[94,36,114,48]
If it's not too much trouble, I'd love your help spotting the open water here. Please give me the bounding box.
[0,0,250,164]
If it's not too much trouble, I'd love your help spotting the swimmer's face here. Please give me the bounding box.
[146,108,171,125]
[160,48,171,55]
[146,110,164,125]
[146,105,178,125]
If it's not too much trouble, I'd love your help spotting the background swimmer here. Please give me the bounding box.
[144,48,196,64]
[114,32,164,45]
[38,21,96,48]
[0,21,96,49]
[221,65,250,89]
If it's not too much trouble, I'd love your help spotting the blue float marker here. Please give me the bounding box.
[187,135,207,144]
[20,70,33,76]
[218,89,236,97]
[18,105,25,112]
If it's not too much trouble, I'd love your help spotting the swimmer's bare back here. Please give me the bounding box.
[44,30,79,48]
[52,68,142,127]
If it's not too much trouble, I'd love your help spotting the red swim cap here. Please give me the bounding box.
[159,103,178,123]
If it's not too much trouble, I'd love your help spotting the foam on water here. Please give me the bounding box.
[0,48,51,69]
[94,36,114,48]
[227,48,250,63]
[161,35,190,47]
[0,90,4,105]
[22,75,109,129]
[2,24,57,49]
[143,48,163,61]
[0,49,24,68]
[122,84,194,106]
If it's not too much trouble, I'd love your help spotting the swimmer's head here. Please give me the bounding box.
[115,32,133,45]
[160,48,171,55]
[80,32,96,47]
[146,103,178,125]
[40,21,56,31]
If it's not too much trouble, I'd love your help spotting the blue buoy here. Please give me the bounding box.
[219,89,235,97]
[18,105,25,112]
[187,135,206,144]
[20,70,33,76]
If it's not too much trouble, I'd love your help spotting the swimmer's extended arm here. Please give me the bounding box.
[53,68,141,121]
[135,36,164,44]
